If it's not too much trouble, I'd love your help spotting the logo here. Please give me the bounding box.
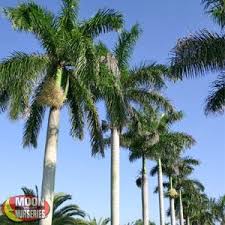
[1,195,50,222]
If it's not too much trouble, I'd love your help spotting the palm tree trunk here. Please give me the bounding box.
[111,127,120,225]
[157,158,165,225]
[39,107,60,225]
[186,216,190,225]
[179,189,184,225]
[40,67,62,225]
[142,155,149,225]
[169,177,176,225]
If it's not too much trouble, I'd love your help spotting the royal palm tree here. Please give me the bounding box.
[99,25,174,225]
[149,112,196,225]
[191,194,216,225]
[152,156,200,225]
[176,179,206,224]
[126,109,161,225]
[171,0,225,115]
[117,109,185,225]
[0,187,85,225]
[211,195,225,225]
[1,1,123,225]
[180,187,212,225]
[166,157,201,225]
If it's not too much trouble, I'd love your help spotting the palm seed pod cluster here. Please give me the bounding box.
[37,78,66,109]
[168,188,178,198]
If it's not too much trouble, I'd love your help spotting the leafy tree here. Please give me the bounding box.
[1,1,123,225]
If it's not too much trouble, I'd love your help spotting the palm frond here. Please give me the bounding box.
[129,149,143,162]
[53,193,72,213]
[202,0,225,28]
[4,2,57,55]
[150,165,158,176]
[95,41,109,58]
[128,89,174,113]
[0,90,9,113]
[80,9,123,38]
[21,187,36,196]
[127,63,167,90]
[98,63,127,127]
[70,76,103,156]
[0,52,48,119]
[23,101,46,148]
[158,111,183,131]
[67,76,84,140]
[114,24,141,70]
[23,77,47,148]
[0,52,48,90]
[171,30,225,78]
[205,73,225,115]
[54,204,85,218]
[57,0,79,30]
[182,156,200,166]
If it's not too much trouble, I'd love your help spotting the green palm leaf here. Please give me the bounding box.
[114,24,141,70]
[202,0,225,28]
[171,30,225,78]
[4,2,57,55]
[80,9,123,38]
[205,73,225,114]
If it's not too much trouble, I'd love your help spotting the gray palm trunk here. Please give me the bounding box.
[111,127,120,225]
[157,158,165,225]
[179,190,184,225]
[169,177,176,225]
[142,156,149,225]
[186,216,190,225]
[39,107,60,225]
[40,68,63,225]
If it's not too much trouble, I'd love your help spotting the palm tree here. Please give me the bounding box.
[118,109,184,225]
[84,217,110,225]
[149,112,196,225]
[176,179,205,224]
[151,144,196,225]
[191,199,215,225]
[1,1,123,225]
[171,0,225,115]
[180,187,211,225]
[211,195,225,225]
[152,156,199,225]
[127,111,160,225]
[100,25,174,225]
[0,187,85,225]
[168,157,201,225]
[127,219,156,225]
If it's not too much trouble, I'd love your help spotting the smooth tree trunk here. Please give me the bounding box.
[179,189,184,225]
[169,177,176,225]
[157,158,165,225]
[186,216,190,225]
[111,127,120,225]
[40,67,62,225]
[39,107,60,225]
[142,156,149,225]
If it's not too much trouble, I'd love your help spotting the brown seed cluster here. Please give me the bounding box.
[37,79,66,108]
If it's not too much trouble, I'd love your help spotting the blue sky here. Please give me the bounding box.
[0,0,225,224]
